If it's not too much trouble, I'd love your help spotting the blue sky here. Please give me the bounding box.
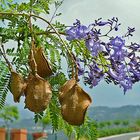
[5,0,140,111]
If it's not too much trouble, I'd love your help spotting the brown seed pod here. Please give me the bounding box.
[59,78,76,104]
[24,74,52,113]
[59,79,92,125]
[29,47,52,78]
[10,71,27,103]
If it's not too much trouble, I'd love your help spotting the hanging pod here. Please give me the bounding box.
[29,46,52,78]
[24,74,52,113]
[0,45,26,103]
[10,71,27,103]
[59,78,76,104]
[59,79,92,125]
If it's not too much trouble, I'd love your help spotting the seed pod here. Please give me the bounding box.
[10,71,26,103]
[59,78,76,104]
[29,47,52,78]
[59,79,92,125]
[24,74,52,113]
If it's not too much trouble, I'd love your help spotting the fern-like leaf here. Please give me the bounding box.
[0,62,10,109]
[49,92,59,131]
[34,112,44,123]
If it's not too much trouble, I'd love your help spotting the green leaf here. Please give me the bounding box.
[0,62,10,109]
[34,112,44,123]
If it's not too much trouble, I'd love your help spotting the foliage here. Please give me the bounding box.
[58,117,98,140]
[97,119,137,138]
[34,112,44,124]
[98,122,106,129]
[0,105,19,128]
[0,61,10,109]
[75,118,98,140]
[98,127,137,138]
[97,119,139,138]
[38,109,51,132]
[135,119,140,127]
[113,120,121,126]
[122,120,129,126]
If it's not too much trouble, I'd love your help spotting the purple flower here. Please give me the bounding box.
[78,67,84,76]
[108,61,133,94]
[128,58,140,81]
[96,21,109,26]
[129,58,138,67]
[114,24,119,31]
[108,68,119,80]
[85,39,103,57]
[110,37,126,61]
[76,25,89,39]
[128,27,135,33]
[90,78,101,87]
[87,71,103,87]
[131,70,140,80]
[85,63,104,87]
[119,77,132,94]
[111,49,127,61]
[110,36,125,49]
[66,26,77,41]
[85,38,94,50]
[65,18,140,94]
[129,43,140,51]
[75,57,85,76]
[111,62,126,77]
[109,68,132,93]
[77,61,84,76]
[66,20,90,41]
[123,27,135,38]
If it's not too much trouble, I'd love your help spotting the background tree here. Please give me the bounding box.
[0,105,19,129]
[122,120,129,127]
[98,122,106,129]
[135,119,140,129]
[113,120,121,127]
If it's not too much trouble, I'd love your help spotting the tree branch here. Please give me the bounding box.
[0,12,28,17]
[36,31,66,36]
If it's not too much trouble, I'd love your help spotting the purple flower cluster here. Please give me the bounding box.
[66,19,89,41]
[65,18,140,94]
[110,36,127,61]
[85,62,104,87]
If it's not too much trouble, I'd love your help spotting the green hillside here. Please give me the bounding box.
[88,105,140,121]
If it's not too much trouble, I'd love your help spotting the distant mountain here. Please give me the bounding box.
[18,105,140,122]
[88,105,140,121]
[1,105,140,129]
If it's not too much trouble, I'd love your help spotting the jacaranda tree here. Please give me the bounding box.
[0,0,140,139]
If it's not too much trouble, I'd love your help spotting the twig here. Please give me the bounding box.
[46,0,64,31]
[36,31,66,36]
[28,0,37,75]
[0,44,13,72]
[0,12,28,17]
